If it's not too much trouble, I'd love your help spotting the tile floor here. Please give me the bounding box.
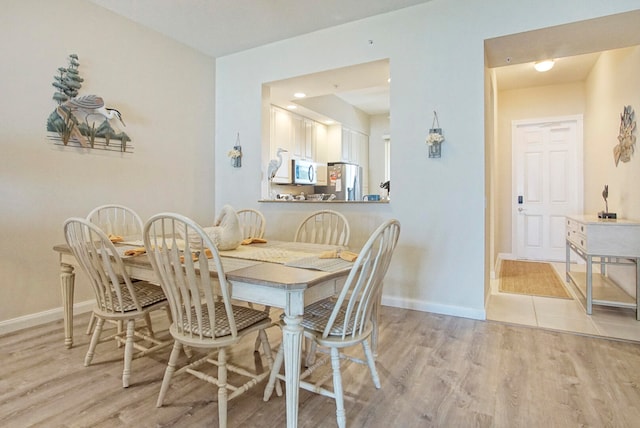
[487,261,640,342]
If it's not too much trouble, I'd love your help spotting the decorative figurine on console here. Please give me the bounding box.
[598,184,617,219]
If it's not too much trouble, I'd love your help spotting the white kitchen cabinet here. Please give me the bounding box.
[304,119,315,160]
[276,107,317,162]
[353,131,369,194]
[341,127,352,162]
[270,106,293,183]
[314,122,328,164]
[291,114,304,159]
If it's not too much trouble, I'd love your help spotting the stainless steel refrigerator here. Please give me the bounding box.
[325,162,362,201]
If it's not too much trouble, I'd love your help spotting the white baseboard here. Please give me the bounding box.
[2,294,487,336]
[0,300,95,336]
[381,294,486,321]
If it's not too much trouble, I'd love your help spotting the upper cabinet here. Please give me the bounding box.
[269,105,370,190]
[324,124,369,193]
[291,115,316,162]
[271,105,327,165]
[270,106,293,183]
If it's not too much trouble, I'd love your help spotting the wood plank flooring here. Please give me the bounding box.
[1,307,640,427]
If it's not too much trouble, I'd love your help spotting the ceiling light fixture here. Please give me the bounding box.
[287,105,297,110]
[294,92,306,98]
[534,59,555,72]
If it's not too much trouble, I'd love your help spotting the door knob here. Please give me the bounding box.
[518,207,525,212]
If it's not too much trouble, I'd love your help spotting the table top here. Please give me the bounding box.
[567,214,640,226]
[53,240,353,291]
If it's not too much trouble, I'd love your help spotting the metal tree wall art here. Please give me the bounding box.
[613,105,636,166]
[46,54,132,152]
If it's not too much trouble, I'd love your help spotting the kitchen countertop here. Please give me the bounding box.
[258,199,389,204]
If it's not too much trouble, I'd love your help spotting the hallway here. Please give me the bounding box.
[487,261,640,342]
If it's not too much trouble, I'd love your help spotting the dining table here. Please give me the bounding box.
[53,239,354,428]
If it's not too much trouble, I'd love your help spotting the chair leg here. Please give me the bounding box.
[218,348,228,428]
[263,343,284,401]
[305,339,317,367]
[116,320,124,348]
[254,306,271,352]
[86,312,97,335]
[84,317,104,366]
[122,319,135,388]
[330,347,346,428]
[157,341,182,407]
[144,313,155,338]
[362,339,381,388]
[164,306,173,324]
[259,329,282,397]
[371,294,381,359]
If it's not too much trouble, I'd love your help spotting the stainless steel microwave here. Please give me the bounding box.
[292,159,317,185]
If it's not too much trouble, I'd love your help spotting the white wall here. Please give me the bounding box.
[215,0,640,320]
[584,46,640,295]
[0,0,215,326]
[585,46,640,218]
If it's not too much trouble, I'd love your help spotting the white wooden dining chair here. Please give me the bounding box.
[63,218,171,388]
[235,208,274,351]
[295,209,351,363]
[86,204,146,336]
[87,204,144,241]
[294,210,350,246]
[264,219,400,428]
[236,208,266,239]
[144,213,280,428]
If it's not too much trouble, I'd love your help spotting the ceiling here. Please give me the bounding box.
[88,3,640,115]
[487,10,640,91]
[266,59,390,120]
[88,0,433,58]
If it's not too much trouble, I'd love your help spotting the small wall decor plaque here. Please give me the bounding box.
[613,105,636,166]
[228,132,242,167]
[426,110,444,158]
[46,54,132,153]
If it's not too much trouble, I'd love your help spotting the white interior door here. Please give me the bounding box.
[513,116,583,261]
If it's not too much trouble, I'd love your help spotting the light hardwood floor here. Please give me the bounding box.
[2,307,640,427]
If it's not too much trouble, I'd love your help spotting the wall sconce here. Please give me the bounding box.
[426,111,444,158]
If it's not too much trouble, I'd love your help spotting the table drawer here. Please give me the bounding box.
[566,218,586,251]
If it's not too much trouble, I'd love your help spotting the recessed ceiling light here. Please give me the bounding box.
[294,92,306,98]
[534,60,554,72]
[324,120,334,125]
[287,105,297,110]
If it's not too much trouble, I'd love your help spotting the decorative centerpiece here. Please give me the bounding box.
[598,184,617,219]
[426,111,444,158]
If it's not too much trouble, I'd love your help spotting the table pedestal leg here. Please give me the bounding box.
[282,313,303,428]
[60,263,75,349]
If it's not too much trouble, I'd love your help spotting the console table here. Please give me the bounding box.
[565,215,640,320]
